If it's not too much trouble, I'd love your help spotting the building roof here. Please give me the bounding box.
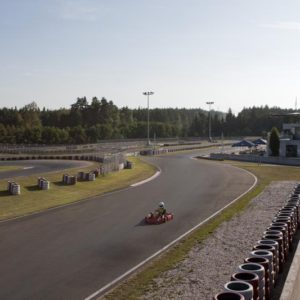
[232,140,255,147]
[252,138,267,145]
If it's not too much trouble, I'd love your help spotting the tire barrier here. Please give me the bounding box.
[268,226,288,265]
[238,263,265,300]
[250,250,274,289]
[0,153,126,176]
[125,160,134,169]
[0,154,105,162]
[284,204,299,227]
[93,169,100,177]
[0,152,131,188]
[252,245,278,282]
[62,174,77,185]
[68,163,120,185]
[213,183,300,300]
[224,281,253,300]
[274,217,293,244]
[77,171,96,181]
[277,213,296,235]
[213,291,245,300]
[65,167,103,185]
[262,234,285,275]
[7,181,21,195]
[231,272,259,300]
[88,173,96,181]
[256,240,280,280]
[270,222,289,258]
[2,155,128,196]
[37,177,50,190]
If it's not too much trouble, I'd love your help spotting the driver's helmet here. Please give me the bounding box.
[159,201,165,208]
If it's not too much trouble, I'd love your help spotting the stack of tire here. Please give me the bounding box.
[77,171,96,181]
[125,161,134,169]
[62,174,77,185]
[37,177,50,190]
[7,181,21,195]
[88,172,95,181]
[77,171,85,181]
[93,168,100,177]
[99,165,107,175]
[213,183,300,300]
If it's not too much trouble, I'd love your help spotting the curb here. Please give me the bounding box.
[130,171,161,187]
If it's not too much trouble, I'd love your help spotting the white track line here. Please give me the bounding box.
[23,166,34,170]
[130,171,161,187]
[85,167,257,300]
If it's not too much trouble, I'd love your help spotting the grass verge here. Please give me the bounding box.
[101,160,300,300]
[0,166,23,172]
[0,157,156,221]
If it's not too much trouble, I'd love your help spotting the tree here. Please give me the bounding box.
[23,127,42,144]
[189,112,207,137]
[224,108,236,136]
[71,97,88,112]
[96,124,113,139]
[85,126,98,143]
[69,126,87,144]
[0,124,7,143]
[269,127,280,156]
[41,127,60,144]
[19,102,41,128]
[56,128,70,144]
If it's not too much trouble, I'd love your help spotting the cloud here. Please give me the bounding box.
[261,21,300,31]
[57,0,99,21]
[23,72,33,77]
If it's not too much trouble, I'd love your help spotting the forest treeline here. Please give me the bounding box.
[0,97,296,144]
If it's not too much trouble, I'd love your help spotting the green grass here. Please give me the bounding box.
[102,160,300,300]
[0,157,156,220]
[0,166,23,172]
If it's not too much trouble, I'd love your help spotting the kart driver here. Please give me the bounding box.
[156,201,166,217]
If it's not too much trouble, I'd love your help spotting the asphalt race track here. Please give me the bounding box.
[0,160,93,179]
[0,151,256,300]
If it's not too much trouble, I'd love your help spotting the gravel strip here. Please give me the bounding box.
[142,181,297,300]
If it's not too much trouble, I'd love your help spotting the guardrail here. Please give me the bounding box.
[140,143,231,156]
[210,153,300,166]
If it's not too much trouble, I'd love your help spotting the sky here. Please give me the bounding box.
[1,0,300,114]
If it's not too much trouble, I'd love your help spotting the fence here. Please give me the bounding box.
[210,153,300,166]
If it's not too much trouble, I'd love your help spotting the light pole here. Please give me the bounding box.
[206,101,214,142]
[143,91,154,146]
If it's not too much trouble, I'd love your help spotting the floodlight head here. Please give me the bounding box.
[143,91,154,96]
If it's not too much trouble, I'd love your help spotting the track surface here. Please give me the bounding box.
[0,160,92,179]
[0,151,255,300]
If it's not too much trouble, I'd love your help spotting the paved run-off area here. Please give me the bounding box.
[142,181,297,300]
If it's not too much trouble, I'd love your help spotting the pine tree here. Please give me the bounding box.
[269,127,280,156]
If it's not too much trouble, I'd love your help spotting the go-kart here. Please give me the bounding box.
[145,212,174,224]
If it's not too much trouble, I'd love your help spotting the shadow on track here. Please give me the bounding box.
[134,219,148,227]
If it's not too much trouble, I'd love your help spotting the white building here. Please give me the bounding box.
[276,123,300,157]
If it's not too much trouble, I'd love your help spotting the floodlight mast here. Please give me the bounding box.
[143,91,154,146]
[206,101,214,141]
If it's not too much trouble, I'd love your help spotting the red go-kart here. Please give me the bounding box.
[145,212,174,224]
